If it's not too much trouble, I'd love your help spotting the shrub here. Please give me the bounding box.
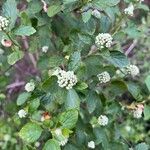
[0,0,150,149]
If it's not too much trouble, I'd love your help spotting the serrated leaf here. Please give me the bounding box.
[92,0,120,10]
[43,139,61,150]
[2,0,18,29]
[19,123,42,143]
[17,92,31,106]
[107,51,129,68]
[59,109,78,129]
[14,26,36,36]
[82,10,92,23]
[145,75,150,92]
[65,89,80,110]
[68,51,81,71]
[87,92,98,113]
[135,142,149,150]
[127,82,143,101]
[47,5,61,17]
[144,105,150,120]
[29,98,40,113]
[7,51,23,65]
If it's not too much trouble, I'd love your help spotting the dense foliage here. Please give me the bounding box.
[0,0,150,149]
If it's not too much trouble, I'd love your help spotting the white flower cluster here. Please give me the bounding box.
[124,3,134,16]
[59,138,68,146]
[54,69,77,90]
[126,65,139,77]
[133,108,143,119]
[97,71,111,83]
[95,33,113,49]
[88,141,95,149]
[25,82,35,92]
[53,128,68,146]
[98,115,109,126]
[0,16,9,31]
[42,46,49,53]
[92,9,101,19]
[18,109,27,118]
[35,142,40,148]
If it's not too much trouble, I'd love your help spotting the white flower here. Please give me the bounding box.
[25,82,35,92]
[59,138,68,146]
[124,3,134,16]
[92,9,101,18]
[54,69,77,90]
[54,128,62,136]
[18,109,27,118]
[42,46,49,53]
[98,115,109,126]
[126,65,139,77]
[35,142,40,147]
[125,125,131,132]
[88,141,95,149]
[95,33,113,49]
[4,134,11,141]
[0,16,9,31]
[41,116,45,122]
[97,71,111,83]
[133,108,143,119]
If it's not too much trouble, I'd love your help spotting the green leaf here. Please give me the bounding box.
[7,51,24,65]
[17,92,31,106]
[19,122,42,143]
[127,82,143,101]
[43,139,61,150]
[29,98,40,113]
[2,0,18,29]
[75,82,88,91]
[68,51,81,71]
[107,51,129,68]
[94,128,109,149]
[14,26,36,36]
[59,109,78,129]
[65,89,80,110]
[63,0,78,5]
[145,75,150,92]
[86,92,98,113]
[47,5,61,17]
[135,142,149,150]
[92,0,120,10]
[82,10,92,23]
[144,105,150,120]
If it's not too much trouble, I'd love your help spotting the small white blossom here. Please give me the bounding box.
[25,82,35,92]
[124,3,134,16]
[4,134,11,141]
[97,71,111,83]
[54,128,62,136]
[18,109,27,118]
[125,125,131,132]
[42,46,49,53]
[0,16,9,31]
[92,9,101,18]
[95,33,113,49]
[54,69,77,90]
[41,116,45,122]
[35,142,40,147]
[98,115,108,126]
[126,65,139,77]
[59,138,68,146]
[133,108,143,119]
[88,141,95,149]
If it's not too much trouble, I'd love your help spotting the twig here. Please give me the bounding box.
[125,40,137,56]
